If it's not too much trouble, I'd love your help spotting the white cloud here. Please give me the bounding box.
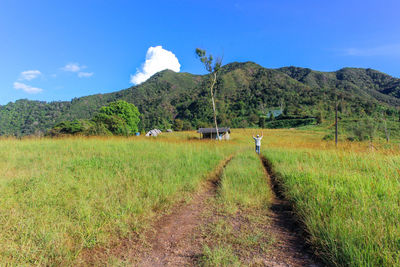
[19,70,41,81]
[130,46,181,85]
[78,72,94,78]
[344,44,400,57]
[62,63,84,72]
[62,63,93,77]
[13,82,43,94]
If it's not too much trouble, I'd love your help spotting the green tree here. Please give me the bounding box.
[269,112,275,121]
[182,120,192,130]
[258,116,266,128]
[94,100,140,135]
[173,118,184,131]
[195,48,222,139]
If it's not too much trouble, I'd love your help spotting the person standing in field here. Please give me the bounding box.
[253,133,263,154]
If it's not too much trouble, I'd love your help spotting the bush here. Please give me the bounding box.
[182,120,193,130]
[346,136,358,142]
[47,101,141,137]
[350,118,377,141]
[265,118,316,129]
[94,100,140,135]
[93,114,129,136]
[173,119,183,131]
[86,122,112,136]
[47,120,94,136]
[322,133,334,141]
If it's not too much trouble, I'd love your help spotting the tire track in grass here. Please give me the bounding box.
[136,155,234,266]
[196,151,275,266]
[260,155,321,267]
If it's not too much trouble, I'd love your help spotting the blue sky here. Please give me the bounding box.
[1,0,400,105]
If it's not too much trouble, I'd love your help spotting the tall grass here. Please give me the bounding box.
[219,150,272,212]
[200,150,273,266]
[0,137,236,265]
[264,147,400,266]
[2,128,399,266]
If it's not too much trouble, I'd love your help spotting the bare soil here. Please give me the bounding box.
[83,154,323,266]
[136,156,232,266]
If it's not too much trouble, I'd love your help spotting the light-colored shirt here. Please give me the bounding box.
[253,137,262,146]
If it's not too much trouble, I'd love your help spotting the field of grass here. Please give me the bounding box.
[0,137,236,265]
[262,134,400,266]
[1,128,400,266]
[200,149,273,266]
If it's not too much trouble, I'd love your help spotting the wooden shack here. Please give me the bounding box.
[197,127,230,140]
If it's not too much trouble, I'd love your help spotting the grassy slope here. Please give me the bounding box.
[0,137,236,265]
[261,131,400,266]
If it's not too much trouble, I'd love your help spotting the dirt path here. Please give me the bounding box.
[134,154,322,267]
[136,156,232,267]
[260,156,321,267]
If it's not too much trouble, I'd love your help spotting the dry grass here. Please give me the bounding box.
[250,129,400,266]
[1,129,399,266]
[0,136,237,265]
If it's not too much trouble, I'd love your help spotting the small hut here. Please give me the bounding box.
[197,128,230,140]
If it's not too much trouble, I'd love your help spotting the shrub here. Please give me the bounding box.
[322,133,334,141]
[265,118,316,129]
[47,120,94,136]
[94,100,140,135]
[47,101,141,137]
[173,119,184,131]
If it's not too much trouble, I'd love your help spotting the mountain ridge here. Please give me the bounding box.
[1,61,399,136]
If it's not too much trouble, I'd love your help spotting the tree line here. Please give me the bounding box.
[47,100,140,137]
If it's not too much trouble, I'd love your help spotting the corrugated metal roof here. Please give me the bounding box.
[197,128,230,134]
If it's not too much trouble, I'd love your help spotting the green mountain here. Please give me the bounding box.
[1,62,399,136]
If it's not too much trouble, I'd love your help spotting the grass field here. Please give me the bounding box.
[0,137,236,265]
[0,129,399,266]
[200,150,273,266]
[262,132,400,266]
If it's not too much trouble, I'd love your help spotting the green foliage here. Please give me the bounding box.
[195,48,222,73]
[173,118,183,131]
[94,100,140,135]
[93,114,129,136]
[47,101,140,137]
[348,117,378,141]
[1,62,400,136]
[47,119,95,136]
[322,133,334,141]
[265,118,317,128]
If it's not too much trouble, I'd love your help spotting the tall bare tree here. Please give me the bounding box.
[195,48,222,139]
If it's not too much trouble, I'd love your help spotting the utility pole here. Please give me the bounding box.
[335,98,338,147]
[383,111,389,143]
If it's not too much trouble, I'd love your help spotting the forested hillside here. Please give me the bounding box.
[1,62,399,136]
